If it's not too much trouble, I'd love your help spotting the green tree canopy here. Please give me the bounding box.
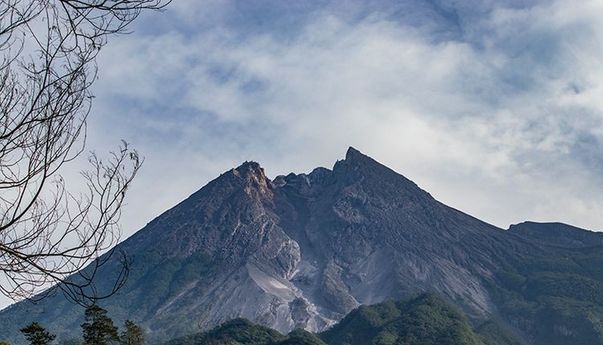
[20,322,55,345]
[81,305,119,345]
[120,320,145,345]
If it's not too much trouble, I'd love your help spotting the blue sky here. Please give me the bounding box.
[85,0,603,240]
[1,0,603,310]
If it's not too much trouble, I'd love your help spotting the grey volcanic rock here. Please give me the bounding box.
[1,147,602,345]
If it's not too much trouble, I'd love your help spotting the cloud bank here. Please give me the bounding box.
[88,0,603,238]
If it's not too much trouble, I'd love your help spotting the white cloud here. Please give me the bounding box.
[87,0,603,240]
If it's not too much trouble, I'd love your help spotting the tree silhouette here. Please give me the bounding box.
[120,320,144,345]
[20,322,56,345]
[81,304,119,345]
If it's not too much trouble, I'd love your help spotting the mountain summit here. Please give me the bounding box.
[1,148,602,345]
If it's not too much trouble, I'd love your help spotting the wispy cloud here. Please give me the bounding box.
[87,0,603,236]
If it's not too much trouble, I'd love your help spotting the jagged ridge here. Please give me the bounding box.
[1,148,602,345]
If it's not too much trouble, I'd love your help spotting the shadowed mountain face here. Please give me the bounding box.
[1,148,602,345]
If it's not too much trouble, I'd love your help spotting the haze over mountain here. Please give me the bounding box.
[1,148,602,345]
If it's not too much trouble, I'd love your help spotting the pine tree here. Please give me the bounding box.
[120,321,145,345]
[81,305,119,345]
[20,322,56,345]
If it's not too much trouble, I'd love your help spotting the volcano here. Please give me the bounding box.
[2,148,602,345]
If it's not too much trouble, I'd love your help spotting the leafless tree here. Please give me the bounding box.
[0,0,169,304]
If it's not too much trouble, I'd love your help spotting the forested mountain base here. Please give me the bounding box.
[166,294,524,345]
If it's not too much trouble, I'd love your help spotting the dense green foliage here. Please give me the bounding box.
[163,294,519,345]
[274,330,326,345]
[120,320,145,345]
[321,293,484,345]
[81,305,119,345]
[20,323,55,345]
[475,320,525,345]
[490,242,603,345]
[164,319,285,345]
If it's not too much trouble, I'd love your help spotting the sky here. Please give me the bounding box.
[3,0,603,308]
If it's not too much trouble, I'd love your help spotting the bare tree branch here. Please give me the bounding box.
[0,0,169,305]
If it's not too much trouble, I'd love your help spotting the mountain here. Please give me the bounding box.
[509,222,603,248]
[1,147,602,345]
[164,294,516,345]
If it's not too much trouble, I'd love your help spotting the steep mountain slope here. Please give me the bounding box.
[1,148,602,345]
[489,222,603,345]
[509,222,603,248]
